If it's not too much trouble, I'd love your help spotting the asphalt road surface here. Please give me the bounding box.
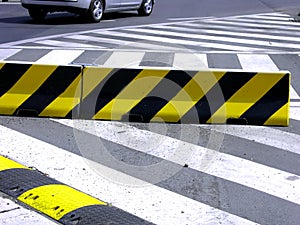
[1,0,300,43]
[0,1,300,225]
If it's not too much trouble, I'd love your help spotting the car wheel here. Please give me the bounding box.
[28,9,47,22]
[138,0,154,16]
[88,0,104,22]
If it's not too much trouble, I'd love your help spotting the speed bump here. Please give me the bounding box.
[0,155,153,225]
[0,61,291,126]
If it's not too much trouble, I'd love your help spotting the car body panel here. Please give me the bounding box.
[21,0,155,22]
[21,0,149,12]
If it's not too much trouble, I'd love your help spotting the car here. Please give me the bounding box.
[21,0,155,22]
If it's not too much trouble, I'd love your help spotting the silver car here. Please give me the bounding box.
[21,0,155,22]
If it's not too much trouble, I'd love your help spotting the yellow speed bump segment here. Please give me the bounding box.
[0,155,153,225]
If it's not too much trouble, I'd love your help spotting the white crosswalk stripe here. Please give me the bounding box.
[35,39,105,49]
[103,51,145,67]
[35,49,85,64]
[0,48,22,60]
[1,12,300,53]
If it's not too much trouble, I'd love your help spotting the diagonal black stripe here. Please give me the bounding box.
[60,205,154,225]
[14,66,81,116]
[182,72,257,123]
[0,168,61,198]
[163,70,196,89]
[126,70,196,122]
[126,97,169,122]
[0,63,31,97]
[78,69,142,119]
[241,73,290,125]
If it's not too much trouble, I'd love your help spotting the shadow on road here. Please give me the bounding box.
[0,11,139,25]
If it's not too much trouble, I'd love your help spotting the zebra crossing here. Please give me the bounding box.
[1,11,300,225]
[0,91,300,224]
[0,49,300,224]
[1,12,300,53]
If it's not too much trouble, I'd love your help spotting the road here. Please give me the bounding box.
[0,0,300,225]
[1,0,300,43]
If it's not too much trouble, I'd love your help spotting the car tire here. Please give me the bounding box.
[138,0,154,16]
[87,0,104,22]
[28,9,47,22]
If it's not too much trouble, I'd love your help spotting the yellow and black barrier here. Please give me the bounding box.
[0,155,153,225]
[0,62,291,126]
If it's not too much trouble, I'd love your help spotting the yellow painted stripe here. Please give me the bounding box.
[0,156,28,171]
[0,64,57,115]
[82,67,114,99]
[40,67,113,117]
[207,73,285,123]
[39,75,81,117]
[264,103,289,126]
[93,69,170,120]
[152,71,226,122]
[18,184,107,220]
[0,62,4,70]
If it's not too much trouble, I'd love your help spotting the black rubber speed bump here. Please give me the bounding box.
[0,155,153,225]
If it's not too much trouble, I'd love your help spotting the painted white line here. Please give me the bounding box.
[0,48,22,60]
[237,54,279,71]
[256,13,292,18]
[65,34,183,51]
[1,46,297,55]
[0,193,56,225]
[65,34,131,46]
[0,121,257,225]
[36,49,84,65]
[103,51,145,68]
[34,40,105,49]
[228,17,300,26]
[290,86,300,100]
[0,2,20,4]
[245,15,293,21]
[200,20,300,31]
[290,106,300,121]
[168,17,215,21]
[55,119,300,205]
[211,125,300,154]
[101,20,116,22]
[96,30,270,52]
[125,28,300,50]
[290,87,300,121]
[290,102,300,107]
[173,53,208,69]
[178,22,300,37]
[153,24,300,43]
